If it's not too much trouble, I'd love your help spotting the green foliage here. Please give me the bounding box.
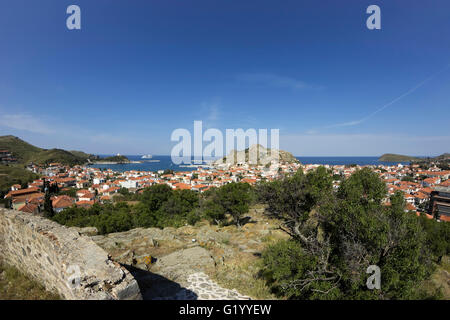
[260,167,437,300]
[97,155,129,163]
[157,189,200,227]
[262,240,340,299]
[256,166,333,233]
[0,164,39,195]
[401,176,416,183]
[418,214,450,263]
[29,149,89,166]
[202,182,252,226]
[140,184,173,211]
[53,184,201,233]
[378,153,419,162]
[201,196,227,225]
[0,135,41,163]
[43,192,54,218]
[58,188,77,198]
[52,181,254,232]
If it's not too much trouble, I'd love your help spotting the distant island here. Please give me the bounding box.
[93,155,131,164]
[378,153,450,163]
[378,154,420,162]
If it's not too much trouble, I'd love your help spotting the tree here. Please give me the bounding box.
[201,195,226,225]
[257,166,333,242]
[157,189,199,227]
[260,167,434,299]
[216,182,251,227]
[140,184,173,212]
[59,188,76,198]
[419,214,450,263]
[401,176,416,183]
[43,192,54,218]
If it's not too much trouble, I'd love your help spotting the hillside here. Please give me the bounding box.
[0,164,39,195]
[0,135,41,162]
[378,153,420,162]
[0,135,94,166]
[215,144,299,166]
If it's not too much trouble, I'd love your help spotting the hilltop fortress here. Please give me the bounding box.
[0,208,142,300]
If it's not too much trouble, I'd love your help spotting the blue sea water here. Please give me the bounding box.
[297,156,409,167]
[88,155,409,173]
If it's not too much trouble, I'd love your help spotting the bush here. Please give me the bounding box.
[260,167,436,300]
[201,182,252,226]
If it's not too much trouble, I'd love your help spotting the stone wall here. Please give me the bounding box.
[0,208,142,300]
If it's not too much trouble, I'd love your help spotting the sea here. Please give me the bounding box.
[88,155,410,173]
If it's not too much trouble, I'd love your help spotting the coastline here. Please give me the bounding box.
[90,161,143,165]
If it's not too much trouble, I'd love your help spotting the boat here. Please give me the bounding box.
[141,154,152,159]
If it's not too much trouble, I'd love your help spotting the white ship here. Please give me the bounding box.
[141,154,153,159]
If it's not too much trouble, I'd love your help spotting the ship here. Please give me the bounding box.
[141,154,153,159]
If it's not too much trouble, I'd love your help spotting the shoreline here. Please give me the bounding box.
[89,161,143,165]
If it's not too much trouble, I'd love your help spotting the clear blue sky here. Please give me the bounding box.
[0,0,449,156]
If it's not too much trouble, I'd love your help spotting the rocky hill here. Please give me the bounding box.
[214,144,298,166]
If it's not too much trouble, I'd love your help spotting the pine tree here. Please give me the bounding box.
[44,191,54,218]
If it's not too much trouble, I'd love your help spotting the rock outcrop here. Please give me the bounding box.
[214,144,298,166]
[91,206,289,300]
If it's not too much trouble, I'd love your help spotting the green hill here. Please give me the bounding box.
[379,153,450,163]
[0,135,94,166]
[378,154,420,162]
[0,135,41,162]
[95,155,130,163]
[0,164,39,196]
[28,149,91,166]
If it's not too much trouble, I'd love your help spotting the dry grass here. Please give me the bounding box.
[420,256,450,300]
[0,260,61,300]
[212,259,277,300]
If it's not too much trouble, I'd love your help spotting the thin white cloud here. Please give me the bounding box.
[0,109,152,154]
[322,64,450,130]
[207,103,220,122]
[237,73,311,90]
[0,113,55,134]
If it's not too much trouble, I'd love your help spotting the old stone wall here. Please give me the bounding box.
[0,208,142,300]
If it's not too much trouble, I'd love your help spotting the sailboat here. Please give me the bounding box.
[141,154,152,159]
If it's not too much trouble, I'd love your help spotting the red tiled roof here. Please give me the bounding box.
[18,203,38,214]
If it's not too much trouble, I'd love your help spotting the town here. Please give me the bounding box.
[4,158,450,222]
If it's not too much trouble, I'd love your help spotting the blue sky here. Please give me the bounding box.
[0,0,449,156]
